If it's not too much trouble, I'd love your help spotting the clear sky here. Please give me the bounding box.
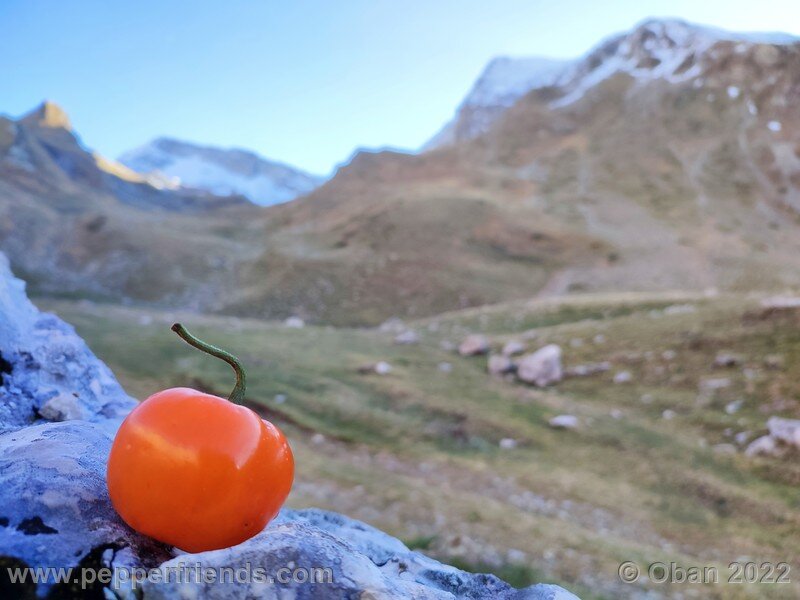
[2,0,799,175]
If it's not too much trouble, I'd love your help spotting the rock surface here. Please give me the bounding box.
[143,510,578,599]
[0,253,135,434]
[0,421,172,595]
[517,345,563,387]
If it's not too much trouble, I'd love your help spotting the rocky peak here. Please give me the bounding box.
[425,18,799,147]
[19,99,72,130]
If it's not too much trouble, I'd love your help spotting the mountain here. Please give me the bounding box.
[425,18,798,148]
[3,18,800,325]
[424,56,571,149]
[119,137,324,206]
[0,101,262,307]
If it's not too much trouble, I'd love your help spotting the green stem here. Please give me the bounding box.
[171,323,246,405]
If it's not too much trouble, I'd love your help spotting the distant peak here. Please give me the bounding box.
[21,100,72,130]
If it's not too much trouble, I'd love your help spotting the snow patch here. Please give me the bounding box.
[767,120,782,132]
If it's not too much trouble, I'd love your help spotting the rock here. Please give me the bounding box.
[0,421,171,594]
[488,354,515,376]
[699,378,730,393]
[142,509,579,599]
[374,361,393,375]
[713,353,742,368]
[745,435,786,458]
[517,345,563,387]
[766,417,800,448]
[357,361,393,375]
[612,371,632,384]
[437,361,453,373]
[0,253,135,434]
[379,317,406,333]
[459,334,490,356]
[548,415,579,430]
[394,330,420,345]
[565,362,611,377]
[661,350,677,361]
[284,316,305,328]
[592,334,606,344]
[662,410,676,420]
[725,400,744,415]
[274,393,287,404]
[764,354,785,370]
[734,431,751,445]
[502,340,527,357]
[499,438,518,449]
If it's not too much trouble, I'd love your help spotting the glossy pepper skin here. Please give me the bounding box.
[106,324,294,552]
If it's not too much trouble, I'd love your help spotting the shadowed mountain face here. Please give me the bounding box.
[2,19,800,325]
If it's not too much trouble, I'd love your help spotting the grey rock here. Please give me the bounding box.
[394,329,420,345]
[0,421,171,594]
[0,253,135,434]
[548,415,579,430]
[502,340,527,357]
[517,345,562,387]
[459,334,490,356]
[142,508,579,600]
[488,354,515,376]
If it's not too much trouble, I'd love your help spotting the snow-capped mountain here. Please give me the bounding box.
[425,18,799,149]
[119,138,324,206]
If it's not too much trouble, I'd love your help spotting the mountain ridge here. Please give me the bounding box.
[120,137,324,206]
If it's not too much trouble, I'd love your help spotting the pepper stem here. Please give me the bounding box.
[171,323,246,405]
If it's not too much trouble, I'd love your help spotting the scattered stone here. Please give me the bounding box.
[725,400,744,415]
[437,362,453,373]
[764,354,785,370]
[274,394,287,404]
[565,362,611,377]
[284,316,305,328]
[610,409,623,420]
[714,353,742,368]
[661,350,677,361]
[379,317,406,333]
[766,417,800,448]
[499,438,518,450]
[374,361,393,375]
[640,393,654,404]
[662,410,676,420]
[549,415,579,430]
[501,340,527,357]
[358,361,393,375]
[517,345,563,387]
[734,431,751,445]
[613,370,632,384]
[311,433,326,445]
[593,334,606,344]
[487,354,515,376]
[745,435,785,458]
[394,330,420,345]
[459,334,490,356]
[699,378,731,393]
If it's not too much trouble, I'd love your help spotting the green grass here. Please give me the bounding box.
[36,292,800,599]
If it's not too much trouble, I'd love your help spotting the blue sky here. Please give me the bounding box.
[2,0,799,175]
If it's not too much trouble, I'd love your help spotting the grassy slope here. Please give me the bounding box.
[39,293,800,599]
